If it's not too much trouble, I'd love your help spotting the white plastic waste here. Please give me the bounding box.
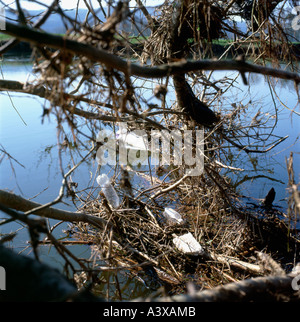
[163,208,184,225]
[97,174,120,209]
[173,233,204,255]
[116,128,149,151]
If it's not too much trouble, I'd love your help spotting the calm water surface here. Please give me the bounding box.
[0,60,299,297]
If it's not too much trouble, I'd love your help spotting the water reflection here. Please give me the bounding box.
[209,70,299,206]
[1,61,299,215]
[0,60,299,298]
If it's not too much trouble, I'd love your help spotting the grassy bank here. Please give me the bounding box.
[0,33,11,41]
[1,33,299,61]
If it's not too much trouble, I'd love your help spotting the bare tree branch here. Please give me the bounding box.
[0,244,101,302]
[0,0,59,54]
[2,22,300,83]
[0,189,110,230]
[0,79,169,128]
[148,272,300,302]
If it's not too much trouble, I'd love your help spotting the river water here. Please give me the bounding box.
[0,59,299,298]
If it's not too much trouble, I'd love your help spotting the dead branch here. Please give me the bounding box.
[2,22,300,82]
[0,244,100,302]
[0,189,110,230]
[0,80,167,126]
[150,273,300,302]
[0,0,59,55]
[2,240,298,302]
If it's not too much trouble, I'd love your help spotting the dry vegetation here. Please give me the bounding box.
[0,0,299,301]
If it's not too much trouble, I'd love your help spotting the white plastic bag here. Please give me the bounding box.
[173,233,204,255]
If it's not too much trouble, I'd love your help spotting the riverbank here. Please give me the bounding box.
[1,39,300,60]
[0,40,32,58]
